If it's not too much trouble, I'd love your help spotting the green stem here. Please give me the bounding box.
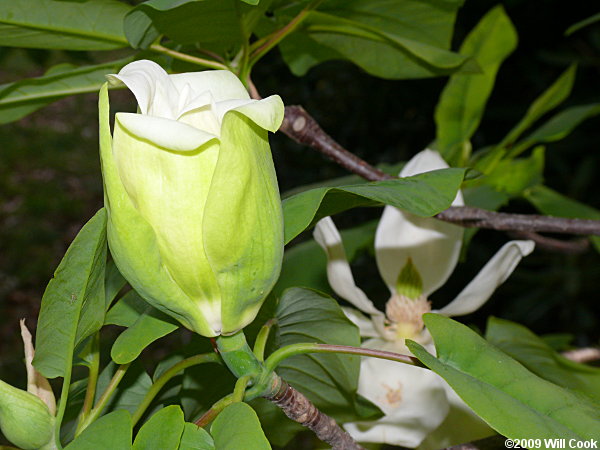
[248,0,324,67]
[264,343,425,373]
[233,375,251,403]
[253,319,276,361]
[131,353,220,426]
[194,393,235,427]
[149,44,229,71]
[53,364,73,449]
[215,331,264,379]
[75,364,130,435]
[76,333,100,427]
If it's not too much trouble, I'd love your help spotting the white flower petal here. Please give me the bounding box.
[170,70,250,103]
[108,60,179,118]
[342,307,383,338]
[116,113,217,152]
[436,240,535,317]
[223,95,284,133]
[313,217,381,316]
[344,338,449,447]
[375,150,464,296]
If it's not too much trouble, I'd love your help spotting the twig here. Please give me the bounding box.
[279,105,600,239]
[508,231,589,254]
[562,347,600,363]
[265,377,365,450]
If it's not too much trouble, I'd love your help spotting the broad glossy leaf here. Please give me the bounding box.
[211,403,270,450]
[435,6,517,165]
[272,288,379,422]
[33,209,107,378]
[524,185,600,251]
[124,0,271,50]
[179,422,214,450]
[510,103,600,157]
[282,168,465,243]
[133,405,184,450]
[110,306,179,364]
[273,220,377,297]
[500,64,577,150]
[407,314,600,440]
[485,317,600,403]
[273,0,468,79]
[0,59,130,124]
[105,290,151,327]
[105,260,127,310]
[0,0,130,50]
[65,410,132,450]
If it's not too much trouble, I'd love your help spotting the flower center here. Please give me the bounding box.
[384,293,431,341]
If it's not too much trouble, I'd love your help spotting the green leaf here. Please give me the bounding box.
[510,103,600,157]
[124,0,271,50]
[500,64,577,150]
[0,0,130,50]
[179,423,215,450]
[524,185,600,251]
[65,410,132,450]
[33,209,107,378]
[566,12,600,36]
[485,317,600,403]
[110,304,179,364]
[0,58,130,124]
[282,168,465,243]
[210,403,270,450]
[95,362,153,417]
[406,314,600,440]
[435,5,517,165]
[105,290,151,327]
[105,260,127,310]
[272,288,379,422]
[273,0,468,79]
[483,146,545,196]
[133,406,184,450]
[272,220,377,298]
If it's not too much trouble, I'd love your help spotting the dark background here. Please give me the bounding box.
[0,0,598,416]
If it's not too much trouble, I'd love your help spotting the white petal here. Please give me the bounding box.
[342,307,384,338]
[436,240,535,317]
[222,95,284,133]
[375,150,464,296]
[344,338,449,447]
[108,60,179,119]
[116,113,217,152]
[313,217,381,316]
[170,70,250,103]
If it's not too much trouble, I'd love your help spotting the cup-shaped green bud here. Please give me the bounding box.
[100,60,284,337]
[0,380,55,449]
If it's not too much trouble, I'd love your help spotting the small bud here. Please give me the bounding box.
[395,258,423,300]
[0,379,55,449]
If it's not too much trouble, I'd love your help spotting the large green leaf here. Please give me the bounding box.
[271,288,379,422]
[179,422,215,450]
[65,410,132,450]
[485,317,600,403]
[483,146,544,196]
[282,168,465,243]
[435,5,517,165]
[407,314,600,440]
[510,103,600,157]
[133,406,184,450]
[33,209,107,378]
[499,64,577,150]
[124,0,271,50]
[273,0,469,79]
[210,403,270,450]
[0,0,130,50]
[0,59,130,125]
[524,185,600,251]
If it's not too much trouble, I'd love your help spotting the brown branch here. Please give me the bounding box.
[279,104,600,239]
[265,377,364,450]
[508,231,589,254]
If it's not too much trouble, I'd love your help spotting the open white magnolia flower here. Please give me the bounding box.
[313,149,535,448]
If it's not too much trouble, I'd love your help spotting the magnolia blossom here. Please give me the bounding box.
[101,60,284,337]
[314,149,535,447]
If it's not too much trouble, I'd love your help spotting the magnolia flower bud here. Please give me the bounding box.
[100,60,284,337]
